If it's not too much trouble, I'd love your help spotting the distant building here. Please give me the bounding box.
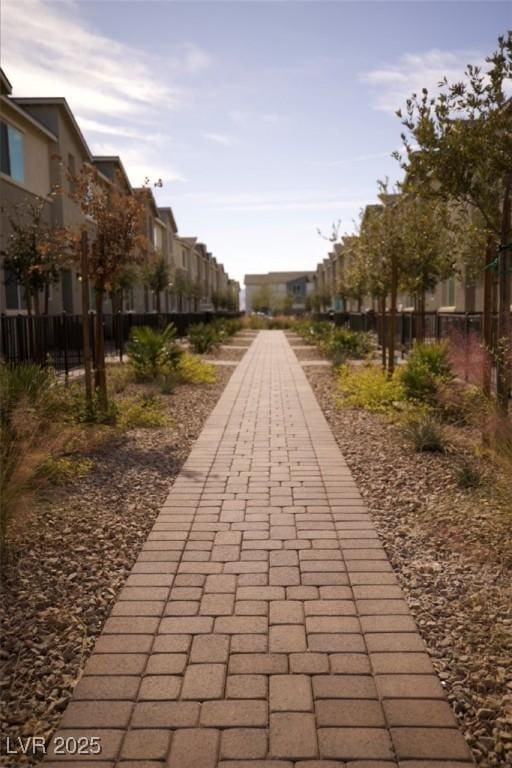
[244,271,315,313]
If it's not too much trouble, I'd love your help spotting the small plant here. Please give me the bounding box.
[37,455,94,484]
[188,323,220,354]
[0,364,60,548]
[107,364,135,394]
[127,324,181,380]
[177,352,217,384]
[116,394,171,429]
[337,364,404,414]
[454,457,482,489]
[402,415,447,452]
[401,341,453,403]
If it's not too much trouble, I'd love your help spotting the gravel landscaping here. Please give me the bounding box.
[304,363,512,768]
[0,366,233,766]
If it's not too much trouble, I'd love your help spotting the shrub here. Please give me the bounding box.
[127,324,181,379]
[188,323,220,354]
[267,316,296,330]
[401,341,452,402]
[337,364,404,414]
[37,455,94,484]
[107,363,135,394]
[454,457,482,489]
[402,415,447,452]
[0,364,60,547]
[322,328,373,366]
[435,381,491,426]
[212,318,242,339]
[246,315,268,330]
[177,352,217,384]
[295,320,332,344]
[116,394,171,429]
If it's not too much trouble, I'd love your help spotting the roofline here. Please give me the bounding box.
[13,97,93,160]
[1,95,58,142]
[1,68,13,94]
[157,206,178,234]
[133,186,159,216]
[92,155,132,193]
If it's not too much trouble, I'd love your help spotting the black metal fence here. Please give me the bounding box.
[313,310,498,356]
[0,311,242,375]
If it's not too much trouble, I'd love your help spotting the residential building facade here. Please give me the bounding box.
[0,68,239,316]
[244,271,315,313]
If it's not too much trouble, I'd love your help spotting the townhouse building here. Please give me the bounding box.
[244,271,315,313]
[0,68,238,317]
[314,200,499,315]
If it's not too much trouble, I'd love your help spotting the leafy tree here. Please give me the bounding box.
[251,284,274,313]
[395,32,512,411]
[70,166,148,414]
[337,234,368,311]
[398,195,454,341]
[1,198,69,315]
[359,196,403,372]
[189,279,203,312]
[172,269,191,312]
[211,290,221,311]
[143,255,170,313]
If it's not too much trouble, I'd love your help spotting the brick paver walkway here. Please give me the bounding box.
[46,331,474,767]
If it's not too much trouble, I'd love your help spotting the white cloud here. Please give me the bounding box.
[1,0,216,187]
[90,142,186,186]
[1,0,184,116]
[204,132,237,146]
[362,48,485,113]
[176,43,213,75]
[77,118,165,143]
[180,189,366,213]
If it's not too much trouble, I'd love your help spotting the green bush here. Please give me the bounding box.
[337,364,404,414]
[127,324,182,379]
[322,328,372,366]
[401,342,452,402]
[188,323,220,354]
[37,455,94,484]
[295,320,332,344]
[116,394,171,429]
[177,352,217,384]
[211,317,242,339]
[402,415,447,452]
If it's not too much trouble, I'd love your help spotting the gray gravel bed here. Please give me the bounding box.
[305,366,512,768]
[0,367,233,766]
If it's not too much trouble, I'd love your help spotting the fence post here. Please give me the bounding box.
[399,313,405,358]
[435,313,440,342]
[62,312,69,381]
[118,311,124,362]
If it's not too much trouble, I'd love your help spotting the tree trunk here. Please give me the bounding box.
[380,295,387,370]
[94,287,108,415]
[44,284,50,315]
[496,175,511,415]
[482,237,494,397]
[80,232,94,419]
[416,292,426,343]
[388,255,398,376]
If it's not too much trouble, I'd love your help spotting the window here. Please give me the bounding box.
[4,269,26,310]
[0,121,24,182]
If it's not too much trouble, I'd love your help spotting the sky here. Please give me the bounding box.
[2,0,510,287]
